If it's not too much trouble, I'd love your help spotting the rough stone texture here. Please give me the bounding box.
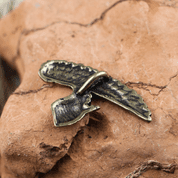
[0,0,178,177]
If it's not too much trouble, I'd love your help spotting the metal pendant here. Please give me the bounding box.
[39,60,151,127]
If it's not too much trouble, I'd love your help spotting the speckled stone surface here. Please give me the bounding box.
[0,0,178,177]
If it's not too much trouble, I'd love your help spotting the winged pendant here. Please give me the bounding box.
[39,60,151,127]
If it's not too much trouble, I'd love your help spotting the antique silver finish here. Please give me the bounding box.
[39,60,151,127]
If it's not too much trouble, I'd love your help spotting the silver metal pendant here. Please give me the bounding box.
[39,60,151,127]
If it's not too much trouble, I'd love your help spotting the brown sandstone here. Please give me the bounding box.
[0,0,178,177]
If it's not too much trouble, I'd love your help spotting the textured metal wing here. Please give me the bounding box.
[51,93,99,127]
[90,77,152,121]
[38,60,108,94]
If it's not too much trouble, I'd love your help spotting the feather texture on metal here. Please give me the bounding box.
[39,60,151,127]
[38,60,108,94]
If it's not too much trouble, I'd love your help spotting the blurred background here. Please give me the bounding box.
[0,0,23,115]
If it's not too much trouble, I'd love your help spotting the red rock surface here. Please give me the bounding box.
[0,0,178,177]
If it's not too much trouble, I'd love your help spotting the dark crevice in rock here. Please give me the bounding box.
[12,84,53,95]
[39,141,68,158]
[68,0,129,27]
[169,72,178,82]
[125,81,167,96]
[37,154,72,178]
[37,127,85,177]
[13,0,129,62]
[125,71,178,96]
[126,81,167,90]
[24,0,129,33]
[37,120,89,177]
[125,72,178,96]
[125,160,177,178]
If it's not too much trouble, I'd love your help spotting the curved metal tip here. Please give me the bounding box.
[147,116,152,122]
